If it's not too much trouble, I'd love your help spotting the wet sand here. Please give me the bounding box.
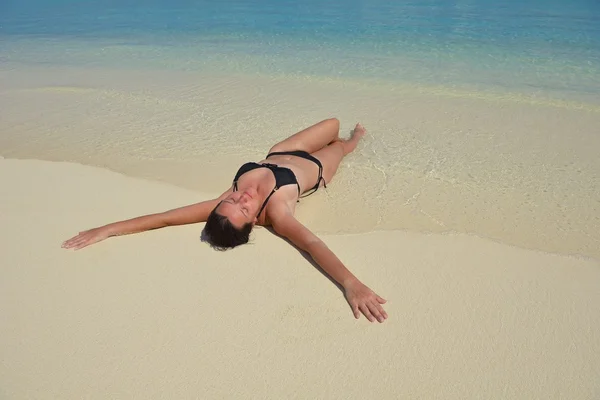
[1,64,599,259]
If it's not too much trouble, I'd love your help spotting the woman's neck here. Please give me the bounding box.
[238,169,275,205]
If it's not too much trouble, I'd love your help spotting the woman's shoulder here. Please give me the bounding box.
[262,195,296,226]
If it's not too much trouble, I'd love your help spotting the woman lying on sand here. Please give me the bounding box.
[62,118,388,323]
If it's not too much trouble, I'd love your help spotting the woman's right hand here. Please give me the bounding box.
[62,227,111,250]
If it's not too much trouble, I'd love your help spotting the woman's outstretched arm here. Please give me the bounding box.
[271,211,388,323]
[62,189,231,250]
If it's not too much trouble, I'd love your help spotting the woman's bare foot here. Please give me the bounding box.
[353,123,367,139]
[341,123,367,155]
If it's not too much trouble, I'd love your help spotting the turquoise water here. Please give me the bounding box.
[2,0,600,100]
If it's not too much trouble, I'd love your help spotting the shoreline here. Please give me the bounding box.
[3,58,600,110]
[2,64,599,259]
[1,154,598,264]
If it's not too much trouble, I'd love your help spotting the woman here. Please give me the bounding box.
[62,118,388,323]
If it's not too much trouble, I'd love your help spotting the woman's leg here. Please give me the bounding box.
[311,123,366,185]
[269,118,340,155]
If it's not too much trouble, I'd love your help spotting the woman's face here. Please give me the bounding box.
[216,188,260,228]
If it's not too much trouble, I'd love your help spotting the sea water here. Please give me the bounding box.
[2,0,600,97]
[1,0,599,258]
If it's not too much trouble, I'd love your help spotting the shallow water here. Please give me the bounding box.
[2,0,600,95]
[1,0,599,259]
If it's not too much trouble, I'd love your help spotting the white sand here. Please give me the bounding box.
[2,158,599,399]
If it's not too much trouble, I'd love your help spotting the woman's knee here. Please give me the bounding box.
[327,117,340,128]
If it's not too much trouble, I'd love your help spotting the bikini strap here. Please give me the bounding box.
[318,165,326,188]
[308,155,326,193]
[299,166,326,199]
[257,186,277,219]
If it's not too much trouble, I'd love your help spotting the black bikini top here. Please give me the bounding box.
[233,162,301,218]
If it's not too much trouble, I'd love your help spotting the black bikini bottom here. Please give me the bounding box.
[266,150,326,197]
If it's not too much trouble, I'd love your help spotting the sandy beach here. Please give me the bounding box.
[1,157,599,399]
[1,12,600,395]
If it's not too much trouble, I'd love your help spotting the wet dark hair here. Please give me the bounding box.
[202,202,253,251]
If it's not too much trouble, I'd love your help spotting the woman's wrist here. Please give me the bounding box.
[342,276,360,290]
[103,223,119,237]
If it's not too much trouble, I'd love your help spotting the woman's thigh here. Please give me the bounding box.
[269,118,340,155]
[310,141,345,185]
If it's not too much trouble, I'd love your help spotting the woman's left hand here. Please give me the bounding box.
[344,280,388,322]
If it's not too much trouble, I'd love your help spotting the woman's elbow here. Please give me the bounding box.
[300,237,324,253]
